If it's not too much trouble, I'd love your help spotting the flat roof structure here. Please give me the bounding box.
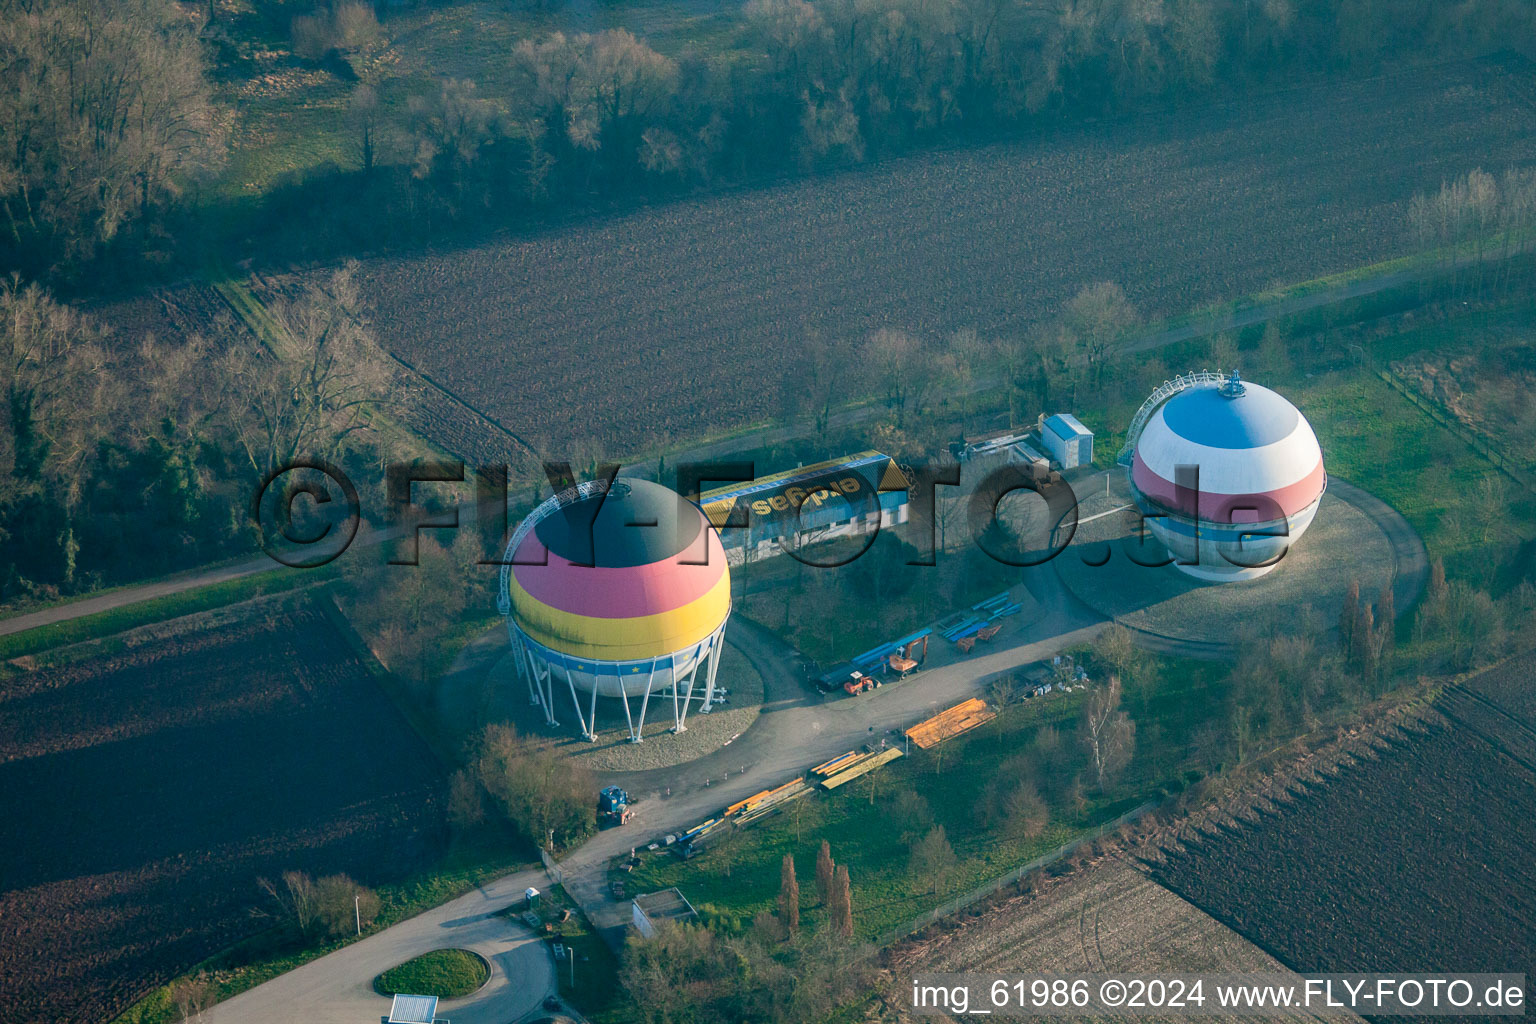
[388,993,440,1024]
[698,451,909,534]
[632,887,699,938]
[1044,413,1092,442]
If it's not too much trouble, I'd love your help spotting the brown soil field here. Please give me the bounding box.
[1148,661,1536,1015]
[0,605,446,1024]
[884,859,1348,1023]
[351,58,1536,458]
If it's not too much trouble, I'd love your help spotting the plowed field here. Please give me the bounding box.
[0,607,445,1024]
[356,58,1536,457]
[1150,657,1536,1016]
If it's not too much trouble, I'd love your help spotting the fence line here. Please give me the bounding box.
[541,847,563,886]
[871,801,1157,950]
[1375,369,1536,493]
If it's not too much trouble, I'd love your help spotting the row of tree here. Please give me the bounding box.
[1408,167,1536,300]
[255,869,381,943]
[8,0,1534,278]
[390,0,1536,201]
[773,839,854,938]
[0,265,399,601]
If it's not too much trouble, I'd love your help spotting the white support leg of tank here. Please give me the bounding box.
[618,668,635,742]
[679,651,701,731]
[699,628,724,714]
[637,668,655,741]
[588,674,600,742]
[562,662,595,742]
[671,651,688,733]
[517,638,542,710]
[522,643,557,728]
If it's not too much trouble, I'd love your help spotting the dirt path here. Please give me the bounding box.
[2,254,1448,650]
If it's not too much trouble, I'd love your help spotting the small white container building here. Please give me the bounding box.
[1041,413,1094,469]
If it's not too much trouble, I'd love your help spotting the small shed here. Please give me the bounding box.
[631,887,699,938]
[1041,414,1094,469]
[387,994,441,1024]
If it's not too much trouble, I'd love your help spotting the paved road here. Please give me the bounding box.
[201,876,557,1024]
[197,557,1107,1024]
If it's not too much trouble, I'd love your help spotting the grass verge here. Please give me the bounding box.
[0,565,330,664]
[531,884,623,1016]
[373,948,490,998]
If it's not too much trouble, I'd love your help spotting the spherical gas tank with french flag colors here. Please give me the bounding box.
[1128,372,1326,580]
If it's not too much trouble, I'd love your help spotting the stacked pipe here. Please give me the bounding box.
[904,698,996,749]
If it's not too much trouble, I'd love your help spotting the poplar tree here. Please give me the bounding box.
[815,839,834,906]
[831,864,853,938]
[778,853,799,936]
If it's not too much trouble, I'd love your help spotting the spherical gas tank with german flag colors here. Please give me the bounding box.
[506,479,730,696]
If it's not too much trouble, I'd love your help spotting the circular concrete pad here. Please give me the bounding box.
[1054,488,1397,647]
[487,637,766,772]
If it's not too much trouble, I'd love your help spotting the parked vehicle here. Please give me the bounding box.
[598,785,634,827]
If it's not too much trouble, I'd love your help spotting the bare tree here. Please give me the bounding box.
[862,329,930,426]
[1080,674,1135,791]
[447,769,487,833]
[0,0,226,264]
[1064,281,1139,387]
[1338,577,1361,651]
[313,874,379,937]
[219,264,395,480]
[887,786,935,843]
[511,30,678,160]
[908,825,957,895]
[467,722,595,850]
[291,1,380,61]
[0,278,108,498]
[169,975,211,1023]
[257,870,320,938]
[998,779,1049,840]
[408,79,499,183]
[347,84,382,175]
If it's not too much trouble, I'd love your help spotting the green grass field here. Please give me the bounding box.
[622,654,1224,946]
[0,565,330,664]
[373,948,489,998]
[536,885,623,1015]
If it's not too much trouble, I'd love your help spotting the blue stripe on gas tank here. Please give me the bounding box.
[1158,384,1300,450]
